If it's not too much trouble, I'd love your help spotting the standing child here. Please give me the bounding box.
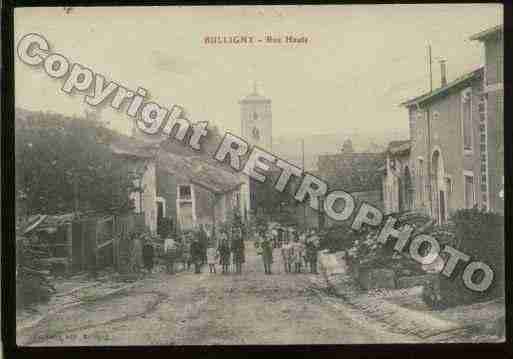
[207,244,218,273]
[164,236,178,274]
[292,237,305,273]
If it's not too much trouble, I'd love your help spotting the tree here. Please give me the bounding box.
[15,109,136,216]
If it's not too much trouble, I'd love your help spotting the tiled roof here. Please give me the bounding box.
[109,135,160,159]
[401,67,483,107]
[158,151,243,194]
[387,140,411,155]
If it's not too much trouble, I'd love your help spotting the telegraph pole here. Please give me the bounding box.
[428,44,433,93]
[302,139,307,228]
[427,43,433,218]
[73,171,79,213]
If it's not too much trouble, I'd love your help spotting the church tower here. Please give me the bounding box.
[239,83,272,218]
[239,83,272,151]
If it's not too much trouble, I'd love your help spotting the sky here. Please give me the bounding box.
[15,5,502,138]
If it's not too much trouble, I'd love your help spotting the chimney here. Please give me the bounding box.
[440,60,447,87]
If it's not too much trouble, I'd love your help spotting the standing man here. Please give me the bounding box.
[305,234,319,274]
[198,224,209,266]
[142,235,155,274]
[261,230,273,275]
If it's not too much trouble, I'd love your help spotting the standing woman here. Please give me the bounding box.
[231,226,243,274]
[182,233,191,271]
[131,232,144,274]
[281,238,293,273]
[292,236,304,273]
[261,230,273,275]
[219,230,231,274]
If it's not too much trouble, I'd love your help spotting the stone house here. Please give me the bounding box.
[109,135,160,233]
[401,66,486,223]
[156,151,244,234]
[398,24,504,222]
[470,24,504,214]
[317,150,385,211]
[110,135,244,236]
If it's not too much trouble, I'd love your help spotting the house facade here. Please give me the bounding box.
[393,24,504,223]
[111,135,245,236]
[402,67,485,223]
[110,136,160,233]
[470,25,504,214]
[156,151,244,235]
[382,140,413,214]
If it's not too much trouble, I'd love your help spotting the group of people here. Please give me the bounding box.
[138,220,320,277]
[163,225,208,274]
[164,222,246,275]
[255,226,320,275]
[212,226,245,274]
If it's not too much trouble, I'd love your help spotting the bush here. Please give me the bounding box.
[438,208,504,306]
[318,223,357,253]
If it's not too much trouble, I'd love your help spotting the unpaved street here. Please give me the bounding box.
[22,242,417,346]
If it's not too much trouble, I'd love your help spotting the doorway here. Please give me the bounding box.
[431,149,447,224]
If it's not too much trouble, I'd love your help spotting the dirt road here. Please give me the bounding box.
[22,242,417,346]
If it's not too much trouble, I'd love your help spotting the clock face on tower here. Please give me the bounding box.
[252,127,260,140]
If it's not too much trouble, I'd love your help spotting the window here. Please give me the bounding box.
[461,89,473,151]
[179,185,192,200]
[464,174,475,209]
[177,184,195,230]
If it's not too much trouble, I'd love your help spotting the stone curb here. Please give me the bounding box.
[317,252,463,339]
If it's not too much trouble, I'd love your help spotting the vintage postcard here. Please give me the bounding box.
[13,4,504,346]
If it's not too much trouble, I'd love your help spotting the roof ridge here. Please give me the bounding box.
[401,66,483,107]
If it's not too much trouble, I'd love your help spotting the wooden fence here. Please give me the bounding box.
[70,212,145,274]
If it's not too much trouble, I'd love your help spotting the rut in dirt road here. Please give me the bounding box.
[25,242,417,346]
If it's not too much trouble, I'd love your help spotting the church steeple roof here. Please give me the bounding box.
[239,81,271,103]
